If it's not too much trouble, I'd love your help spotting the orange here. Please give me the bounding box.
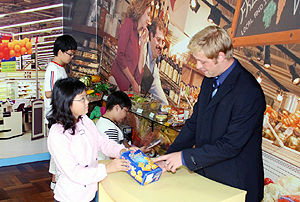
[9,50,15,57]
[25,42,32,49]
[14,44,21,52]
[8,42,14,50]
[12,40,18,46]
[27,49,33,54]
[19,40,25,47]
[21,47,27,55]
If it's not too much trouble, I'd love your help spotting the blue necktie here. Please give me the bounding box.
[211,76,220,98]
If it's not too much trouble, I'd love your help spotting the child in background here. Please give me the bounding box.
[44,35,77,190]
[96,91,150,160]
[47,78,131,202]
[96,91,131,160]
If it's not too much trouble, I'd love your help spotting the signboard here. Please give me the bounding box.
[1,60,16,72]
[230,0,300,46]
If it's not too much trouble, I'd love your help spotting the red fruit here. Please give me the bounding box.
[264,178,274,185]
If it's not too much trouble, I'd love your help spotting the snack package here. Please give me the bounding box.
[121,149,162,186]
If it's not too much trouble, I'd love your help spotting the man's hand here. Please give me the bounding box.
[154,151,182,173]
[131,81,140,93]
[139,28,149,46]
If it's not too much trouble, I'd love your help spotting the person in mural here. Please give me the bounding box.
[154,25,266,202]
[140,17,168,105]
[109,0,151,93]
[47,78,132,202]
[43,35,77,190]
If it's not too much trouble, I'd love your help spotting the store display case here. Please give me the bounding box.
[0,80,18,101]
[17,79,44,99]
[99,37,117,81]
[70,47,99,79]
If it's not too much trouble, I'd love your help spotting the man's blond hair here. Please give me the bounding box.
[188,26,233,61]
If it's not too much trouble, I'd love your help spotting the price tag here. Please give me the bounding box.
[149,112,155,119]
[102,95,108,101]
[136,108,143,114]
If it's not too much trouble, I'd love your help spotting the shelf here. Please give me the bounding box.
[102,47,116,57]
[73,55,98,63]
[160,71,180,94]
[72,23,97,36]
[100,65,110,74]
[71,23,118,45]
[71,62,99,70]
[70,69,96,76]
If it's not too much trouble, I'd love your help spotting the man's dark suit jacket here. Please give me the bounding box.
[167,60,266,202]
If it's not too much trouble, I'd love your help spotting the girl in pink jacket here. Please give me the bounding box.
[47,78,131,202]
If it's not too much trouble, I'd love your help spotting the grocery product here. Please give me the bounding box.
[121,149,162,186]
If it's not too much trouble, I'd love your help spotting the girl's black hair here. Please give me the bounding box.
[47,77,86,135]
[106,91,132,111]
[53,35,77,56]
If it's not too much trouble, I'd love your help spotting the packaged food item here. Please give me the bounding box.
[121,149,162,186]
[171,107,184,122]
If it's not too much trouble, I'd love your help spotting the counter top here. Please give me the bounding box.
[98,160,246,202]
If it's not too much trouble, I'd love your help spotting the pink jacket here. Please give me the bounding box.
[48,115,125,202]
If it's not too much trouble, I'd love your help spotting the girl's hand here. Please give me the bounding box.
[120,147,139,155]
[105,157,130,174]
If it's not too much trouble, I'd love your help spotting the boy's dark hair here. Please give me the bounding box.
[53,35,77,56]
[47,77,86,135]
[106,91,132,111]
[149,18,165,38]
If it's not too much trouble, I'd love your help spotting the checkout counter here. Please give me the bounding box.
[98,160,246,202]
[0,111,22,139]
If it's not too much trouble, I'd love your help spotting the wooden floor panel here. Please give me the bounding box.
[0,160,53,202]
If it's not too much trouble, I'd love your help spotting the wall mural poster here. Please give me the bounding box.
[230,0,300,46]
[67,1,300,201]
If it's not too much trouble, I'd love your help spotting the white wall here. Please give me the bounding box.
[165,0,215,56]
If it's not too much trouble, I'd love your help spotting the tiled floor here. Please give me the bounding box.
[0,160,53,201]
[0,132,49,167]
[0,132,48,159]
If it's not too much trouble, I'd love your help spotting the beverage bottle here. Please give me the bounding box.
[168,55,174,79]
[172,59,179,83]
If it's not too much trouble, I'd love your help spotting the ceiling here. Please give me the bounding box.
[0,0,63,68]
[0,0,299,99]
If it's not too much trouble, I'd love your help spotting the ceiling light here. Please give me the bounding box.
[13,26,63,36]
[32,41,55,45]
[0,17,63,30]
[37,45,53,49]
[42,34,63,39]
[289,63,300,85]
[190,0,197,9]
[33,49,53,53]
[207,5,222,25]
[276,88,283,102]
[256,71,262,84]
[0,3,63,18]
[264,45,271,68]
[190,0,200,13]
